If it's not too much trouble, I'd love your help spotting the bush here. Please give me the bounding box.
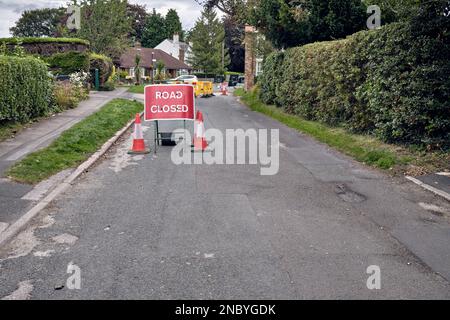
[0,37,89,46]
[53,71,89,110]
[0,55,54,122]
[89,53,113,86]
[259,4,450,149]
[45,51,90,75]
[258,51,284,105]
[100,81,115,91]
[53,82,79,110]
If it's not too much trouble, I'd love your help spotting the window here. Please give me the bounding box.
[129,68,135,77]
[256,58,263,76]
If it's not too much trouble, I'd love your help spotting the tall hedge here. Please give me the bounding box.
[0,56,54,122]
[89,53,113,86]
[258,51,284,106]
[45,51,90,75]
[259,4,450,149]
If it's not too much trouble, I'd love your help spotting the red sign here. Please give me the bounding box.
[144,84,195,121]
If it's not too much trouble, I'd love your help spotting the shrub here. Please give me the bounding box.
[358,21,450,148]
[100,81,115,91]
[53,72,89,110]
[0,55,54,122]
[0,37,90,57]
[45,51,90,75]
[53,82,79,110]
[0,37,89,46]
[89,53,113,86]
[259,4,450,149]
[258,51,284,105]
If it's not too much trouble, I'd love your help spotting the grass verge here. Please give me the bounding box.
[234,88,449,174]
[6,98,143,184]
[128,85,145,94]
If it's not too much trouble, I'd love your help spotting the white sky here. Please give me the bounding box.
[0,0,205,37]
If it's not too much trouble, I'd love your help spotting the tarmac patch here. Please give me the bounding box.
[33,250,55,258]
[1,280,33,300]
[109,128,149,173]
[52,233,78,245]
[6,228,40,259]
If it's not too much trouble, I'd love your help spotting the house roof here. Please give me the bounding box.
[165,39,190,50]
[119,47,192,70]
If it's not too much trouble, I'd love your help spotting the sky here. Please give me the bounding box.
[0,0,204,37]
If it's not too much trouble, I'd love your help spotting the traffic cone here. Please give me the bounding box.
[128,113,150,155]
[192,111,208,152]
[221,82,228,96]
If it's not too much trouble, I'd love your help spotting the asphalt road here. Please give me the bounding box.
[0,94,449,299]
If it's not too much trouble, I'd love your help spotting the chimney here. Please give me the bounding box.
[179,48,185,63]
[173,33,179,44]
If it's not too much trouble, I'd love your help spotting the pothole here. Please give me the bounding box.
[334,183,367,203]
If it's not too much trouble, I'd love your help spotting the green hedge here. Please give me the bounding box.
[45,51,90,75]
[258,51,284,106]
[89,53,113,87]
[260,9,450,149]
[0,37,90,46]
[0,56,54,122]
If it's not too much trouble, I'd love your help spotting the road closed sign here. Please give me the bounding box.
[144,84,195,121]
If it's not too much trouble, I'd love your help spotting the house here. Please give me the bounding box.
[155,33,192,66]
[118,44,192,80]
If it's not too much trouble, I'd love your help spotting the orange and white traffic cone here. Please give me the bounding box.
[221,82,228,96]
[192,111,208,152]
[128,113,150,155]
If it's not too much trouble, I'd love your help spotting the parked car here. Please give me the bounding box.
[235,76,245,88]
[167,75,198,84]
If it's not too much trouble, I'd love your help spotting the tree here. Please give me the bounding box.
[71,0,131,59]
[155,60,166,80]
[188,7,230,74]
[127,3,148,43]
[362,0,422,23]
[165,9,183,40]
[223,16,244,72]
[195,0,250,22]
[134,54,142,84]
[142,9,167,48]
[251,0,367,49]
[10,8,66,37]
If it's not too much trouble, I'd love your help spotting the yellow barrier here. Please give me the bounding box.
[203,81,213,96]
[192,81,214,98]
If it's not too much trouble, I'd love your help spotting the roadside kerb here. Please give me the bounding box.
[406,175,450,202]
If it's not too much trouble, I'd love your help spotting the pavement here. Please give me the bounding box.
[0,88,128,229]
[0,93,450,299]
[415,173,450,196]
